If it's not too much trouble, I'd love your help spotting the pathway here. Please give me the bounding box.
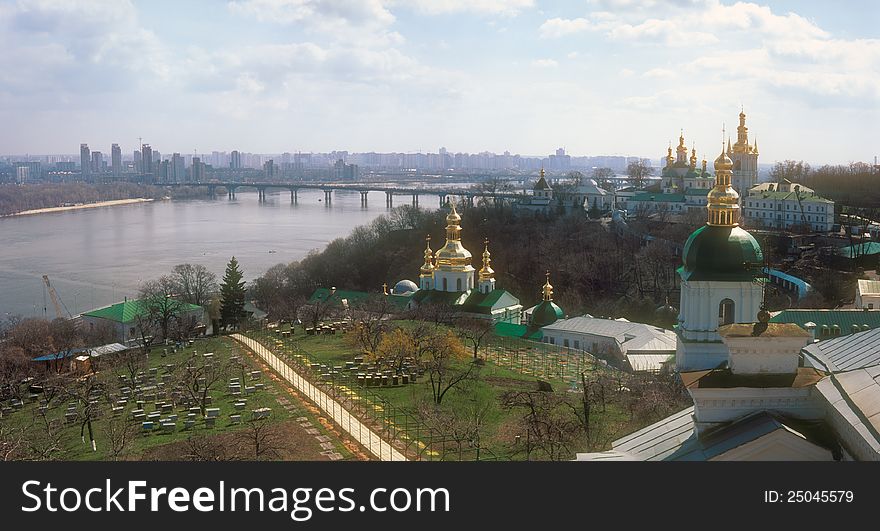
[231,334,407,461]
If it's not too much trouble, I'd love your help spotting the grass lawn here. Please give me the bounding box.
[1,336,353,461]
[250,324,636,460]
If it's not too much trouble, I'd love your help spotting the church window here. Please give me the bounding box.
[457,278,462,291]
[718,299,735,326]
[443,278,448,291]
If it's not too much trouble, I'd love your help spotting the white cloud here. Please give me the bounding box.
[643,68,675,78]
[531,58,559,68]
[539,17,591,38]
[399,0,534,16]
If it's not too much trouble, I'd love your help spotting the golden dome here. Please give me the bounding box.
[434,201,473,271]
[542,271,554,301]
[479,239,494,281]
[714,150,733,171]
[420,235,435,276]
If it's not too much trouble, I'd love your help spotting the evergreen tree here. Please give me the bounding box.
[219,256,246,330]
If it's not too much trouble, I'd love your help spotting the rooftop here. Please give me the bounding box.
[83,299,203,323]
[748,190,833,203]
[769,309,880,335]
[803,327,880,372]
[542,316,676,353]
[858,279,880,296]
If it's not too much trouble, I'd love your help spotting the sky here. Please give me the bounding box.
[0,0,877,164]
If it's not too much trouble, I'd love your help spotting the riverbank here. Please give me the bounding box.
[4,197,155,217]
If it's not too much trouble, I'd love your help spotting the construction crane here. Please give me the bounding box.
[41,275,71,320]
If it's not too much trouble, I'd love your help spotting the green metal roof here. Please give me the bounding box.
[83,299,203,323]
[630,193,686,203]
[494,322,543,341]
[769,309,880,336]
[837,242,880,259]
[679,224,763,282]
[530,300,564,327]
[308,287,413,311]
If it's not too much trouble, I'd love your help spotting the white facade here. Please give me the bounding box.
[856,279,880,310]
[743,183,834,232]
[676,279,764,371]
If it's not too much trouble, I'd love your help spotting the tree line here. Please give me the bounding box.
[0,183,209,216]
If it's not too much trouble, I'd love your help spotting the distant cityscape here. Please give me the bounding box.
[0,144,661,184]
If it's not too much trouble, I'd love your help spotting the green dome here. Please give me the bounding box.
[680,224,763,282]
[531,300,564,327]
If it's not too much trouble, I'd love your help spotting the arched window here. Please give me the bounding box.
[456,278,462,291]
[718,298,735,326]
[442,278,447,292]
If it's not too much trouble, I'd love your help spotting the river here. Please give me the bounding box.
[0,188,442,318]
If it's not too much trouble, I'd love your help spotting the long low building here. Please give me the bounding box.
[81,299,206,344]
[540,315,676,372]
[743,182,834,232]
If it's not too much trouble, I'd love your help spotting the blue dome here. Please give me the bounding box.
[393,279,419,295]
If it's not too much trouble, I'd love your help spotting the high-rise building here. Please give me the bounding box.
[263,159,276,179]
[191,157,205,182]
[91,151,103,175]
[230,150,241,169]
[141,144,153,176]
[80,144,90,180]
[171,153,185,183]
[133,150,142,173]
[111,144,122,178]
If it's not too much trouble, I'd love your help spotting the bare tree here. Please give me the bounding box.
[183,435,234,461]
[139,276,187,341]
[347,295,393,356]
[627,160,655,189]
[236,418,288,460]
[592,167,616,192]
[174,356,229,416]
[502,389,584,461]
[102,417,137,461]
[423,330,475,405]
[170,264,218,307]
[456,318,494,360]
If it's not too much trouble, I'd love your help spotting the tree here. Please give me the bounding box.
[348,295,393,356]
[174,356,229,416]
[170,264,218,307]
[456,318,493,360]
[139,276,186,341]
[422,330,474,405]
[627,160,654,189]
[220,256,247,330]
[102,417,136,461]
[237,418,288,460]
[769,160,811,184]
[592,167,616,192]
[502,389,584,461]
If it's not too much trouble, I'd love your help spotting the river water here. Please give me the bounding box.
[0,188,441,318]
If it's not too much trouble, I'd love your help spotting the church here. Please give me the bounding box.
[405,202,523,324]
[577,130,880,461]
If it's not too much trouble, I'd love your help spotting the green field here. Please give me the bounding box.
[248,324,637,461]
[1,337,352,461]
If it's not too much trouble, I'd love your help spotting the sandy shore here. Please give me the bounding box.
[5,198,155,217]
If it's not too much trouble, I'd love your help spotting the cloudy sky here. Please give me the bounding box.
[1,0,877,164]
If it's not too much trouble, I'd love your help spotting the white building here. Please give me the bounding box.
[856,279,880,310]
[743,181,834,232]
[676,148,764,371]
[540,315,676,372]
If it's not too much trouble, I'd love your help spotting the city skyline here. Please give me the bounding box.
[0,1,877,164]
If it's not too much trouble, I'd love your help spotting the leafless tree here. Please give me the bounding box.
[102,417,137,461]
[139,276,187,341]
[502,390,584,461]
[174,356,229,416]
[627,160,655,189]
[348,295,393,355]
[456,318,494,360]
[183,435,234,461]
[236,418,288,460]
[170,264,218,307]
